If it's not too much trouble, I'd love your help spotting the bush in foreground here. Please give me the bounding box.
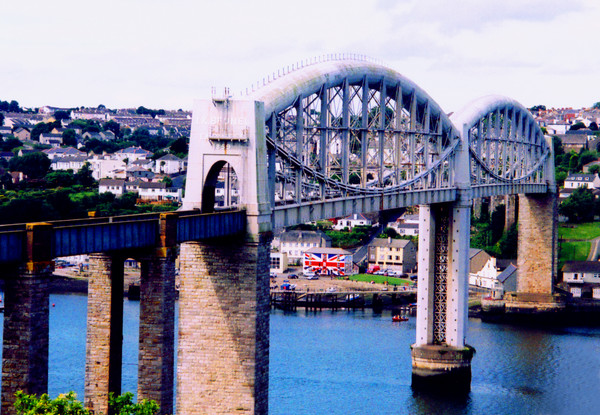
[14,391,160,415]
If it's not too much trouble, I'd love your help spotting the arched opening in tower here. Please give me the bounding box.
[201,161,240,213]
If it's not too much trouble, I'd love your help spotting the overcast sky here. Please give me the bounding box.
[2,0,598,113]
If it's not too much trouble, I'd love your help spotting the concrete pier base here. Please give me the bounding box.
[411,345,474,394]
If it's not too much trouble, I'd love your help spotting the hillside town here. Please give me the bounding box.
[2,101,600,301]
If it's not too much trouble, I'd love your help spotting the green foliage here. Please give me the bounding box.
[9,152,51,179]
[109,392,159,415]
[593,102,600,110]
[380,227,398,239]
[529,105,546,112]
[569,153,580,171]
[0,100,21,112]
[62,129,78,147]
[103,120,121,137]
[169,136,188,156]
[590,122,599,131]
[14,391,160,415]
[559,222,600,240]
[471,205,515,258]
[75,162,96,187]
[0,137,23,152]
[31,122,59,141]
[136,106,165,118]
[588,165,600,175]
[45,170,76,187]
[559,187,596,223]
[577,150,598,171]
[560,241,591,263]
[570,121,586,131]
[15,391,90,415]
[349,274,412,285]
[53,110,71,121]
[326,225,373,248]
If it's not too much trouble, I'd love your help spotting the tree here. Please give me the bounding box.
[62,128,78,147]
[54,110,71,121]
[30,122,54,141]
[589,164,600,175]
[529,105,546,112]
[75,162,96,187]
[559,187,595,223]
[593,102,600,110]
[45,170,75,187]
[9,152,51,179]
[570,121,586,131]
[169,136,188,155]
[161,175,173,187]
[589,122,599,131]
[8,100,20,112]
[14,391,159,415]
[103,120,121,137]
[0,112,4,126]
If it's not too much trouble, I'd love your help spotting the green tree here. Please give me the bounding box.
[589,122,599,131]
[169,136,188,156]
[9,152,51,179]
[62,128,78,147]
[0,112,4,126]
[593,102,600,110]
[589,164,600,175]
[45,170,76,187]
[103,120,121,137]
[75,162,96,187]
[559,187,595,223]
[54,110,71,121]
[570,121,586,131]
[161,175,173,187]
[30,122,54,141]
[569,153,580,171]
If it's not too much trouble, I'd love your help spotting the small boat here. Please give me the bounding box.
[392,315,408,322]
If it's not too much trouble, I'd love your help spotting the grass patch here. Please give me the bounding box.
[559,241,591,267]
[347,273,412,286]
[559,222,600,240]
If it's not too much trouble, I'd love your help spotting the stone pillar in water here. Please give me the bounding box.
[2,223,52,415]
[137,213,177,414]
[85,253,124,414]
[176,233,271,415]
[411,200,474,393]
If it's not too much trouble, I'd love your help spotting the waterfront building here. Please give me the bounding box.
[303,247,353,276]
[367,237,416,274]
[277,230,332,264]
[561,261,600,299]
[270,252,288,274]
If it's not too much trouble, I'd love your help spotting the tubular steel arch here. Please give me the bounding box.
[248,58,462,212]
[450,95,555,198]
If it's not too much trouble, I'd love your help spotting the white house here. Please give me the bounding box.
[88,155,126,180]
[99,178,126,196]
[562,261,600,299]
[114,146,153,162]
[278,230,332,263]
[39,133,63,147]
[154,154,185,174]
[138,181,183,202]
[44,146,86,160]
[51,155,88,172]
[388,212,420,236]
[469,249,498,289]
[563,173,600,190]
[333,213,372,230]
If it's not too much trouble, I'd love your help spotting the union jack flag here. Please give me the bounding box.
[304,252,346,276]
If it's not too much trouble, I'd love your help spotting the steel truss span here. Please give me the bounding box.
[250,59,462,215]
[246,59,553,226]
[451,95,554,198]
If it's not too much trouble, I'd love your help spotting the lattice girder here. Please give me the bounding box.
[251,59,462,208]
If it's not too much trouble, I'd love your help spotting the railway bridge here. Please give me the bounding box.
[0,55,556,414]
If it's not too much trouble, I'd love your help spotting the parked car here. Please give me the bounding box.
[289,274,298,279]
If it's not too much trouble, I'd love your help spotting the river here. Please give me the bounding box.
[1,293,599,414]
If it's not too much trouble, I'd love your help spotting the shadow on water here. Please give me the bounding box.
[407,387,473,415]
